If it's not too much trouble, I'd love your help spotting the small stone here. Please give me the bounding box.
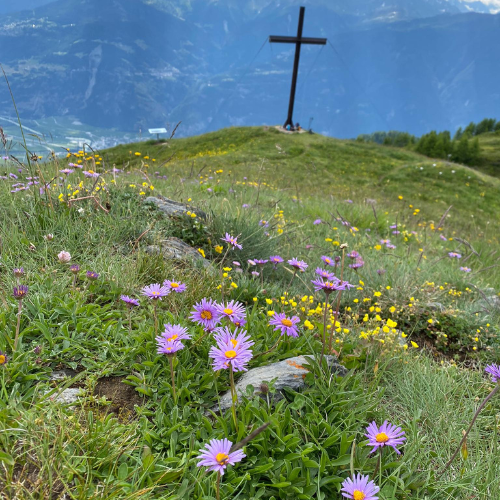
[215,355,346,412]
[144,196,206,219]
[49,369,77,381]
[145,237,210,268]
[49,388,83,405]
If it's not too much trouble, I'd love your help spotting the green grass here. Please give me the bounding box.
[477,130,500,177]
[104,126,500,232]
[0,126,499,498]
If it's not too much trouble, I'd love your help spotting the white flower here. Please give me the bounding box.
[58,251,71,263]
[77,208,85,214]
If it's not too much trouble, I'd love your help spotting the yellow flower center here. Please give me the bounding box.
[167,334,178,341]
[215,452,229,465]
[170,283,179,288]
[325,258,331,264]
[230,339,238,348]
[0,355,6,365]
[152,291,159,296]
[224,308,234,315]
[353,491,366,500]
[376,432,389,443]
[281,319,293,327]
[225,350,237,359]
[201,310,212,320]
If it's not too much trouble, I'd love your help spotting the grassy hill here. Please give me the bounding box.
[104,126,500,232]
[1,125,500,498]
[478,130,500,177]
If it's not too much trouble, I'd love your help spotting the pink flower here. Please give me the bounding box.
[58,251,71,263]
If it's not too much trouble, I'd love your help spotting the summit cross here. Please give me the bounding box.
[269,6,327,130]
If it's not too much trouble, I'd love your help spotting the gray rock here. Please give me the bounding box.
[49,369,77,381]
[144,196,206,219]
[426,302,445,311]
[47,388,83,405]
[145,237,210,268]
[215,355,346,411]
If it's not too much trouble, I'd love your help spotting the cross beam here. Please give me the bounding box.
[269,6,326,130]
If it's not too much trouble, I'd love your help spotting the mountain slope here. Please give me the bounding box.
[102,126,500,229]
[1,0,499,140]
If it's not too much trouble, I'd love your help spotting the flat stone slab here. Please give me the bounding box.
[47,388,83,405]
[216,355,346,411]
[144,196,206,219]
[145,237,210,268]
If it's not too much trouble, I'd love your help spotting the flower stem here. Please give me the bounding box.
[153,300,158,338]
[254,335,281,358]
[216,470,221,500]
[229,365,239,433]
[168,355,177,403]
[286,270,297,294]
[14,299,22,350]
[128,309,132,334]
[439,384,500,477]
[319,294,331,369]
[328,248,346,354]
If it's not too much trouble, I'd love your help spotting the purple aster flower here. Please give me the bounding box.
[86,271,99,280]
[312,278,354,294]
[158,324,191,344]
[242,204,249,208]
[70,264,80,274]
[163,280,187,293]
[254,259,268,266]
[377,269,386,275]
[349,257,365,270]
[440,234,447,241]
[460,267,472,273]
[315,267,336,280]
[341,473,379,500]
[345,199,353,203]
[216,300,246,325]
[13,285,28,300]
[248,259,256,266]
[392,230,401,235]
[233,261,241,267]
[485,364,500,383]
[380,239,391,245]
[448,252,462,259]
[321,255,335,267]
[269,313,300,337]
[288,258,308,272]
[13,267,25,278]
[270,255,284,267]
[386,244,396,250]
[0,350,7,366]
[9,173,18,179]
[213,326,254,352]
[347,251,360,259]
[390,224,397,229]
[313,218,322,225]
[142,283,170,300]
[196,438,245,476]
[209,330,253,372]
[190,298,222,331]
[60,168,74,175]
[221,233,242,250]
[251,271,260,277]
[157,339,184,356]
[365,421,406,455]
[259,220,269,228]
[83,170,100,178]
[121,295,139,308]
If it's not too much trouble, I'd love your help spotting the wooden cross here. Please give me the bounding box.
[269,6,327,130]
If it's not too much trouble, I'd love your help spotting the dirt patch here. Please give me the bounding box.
[94,376,144,416]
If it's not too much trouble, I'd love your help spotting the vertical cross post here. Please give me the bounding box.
[285,6,305,129]
[269,7,326,130]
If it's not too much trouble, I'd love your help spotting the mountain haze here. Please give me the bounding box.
[0,0,499,142]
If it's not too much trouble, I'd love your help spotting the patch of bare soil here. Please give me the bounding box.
[94,376,144,416]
